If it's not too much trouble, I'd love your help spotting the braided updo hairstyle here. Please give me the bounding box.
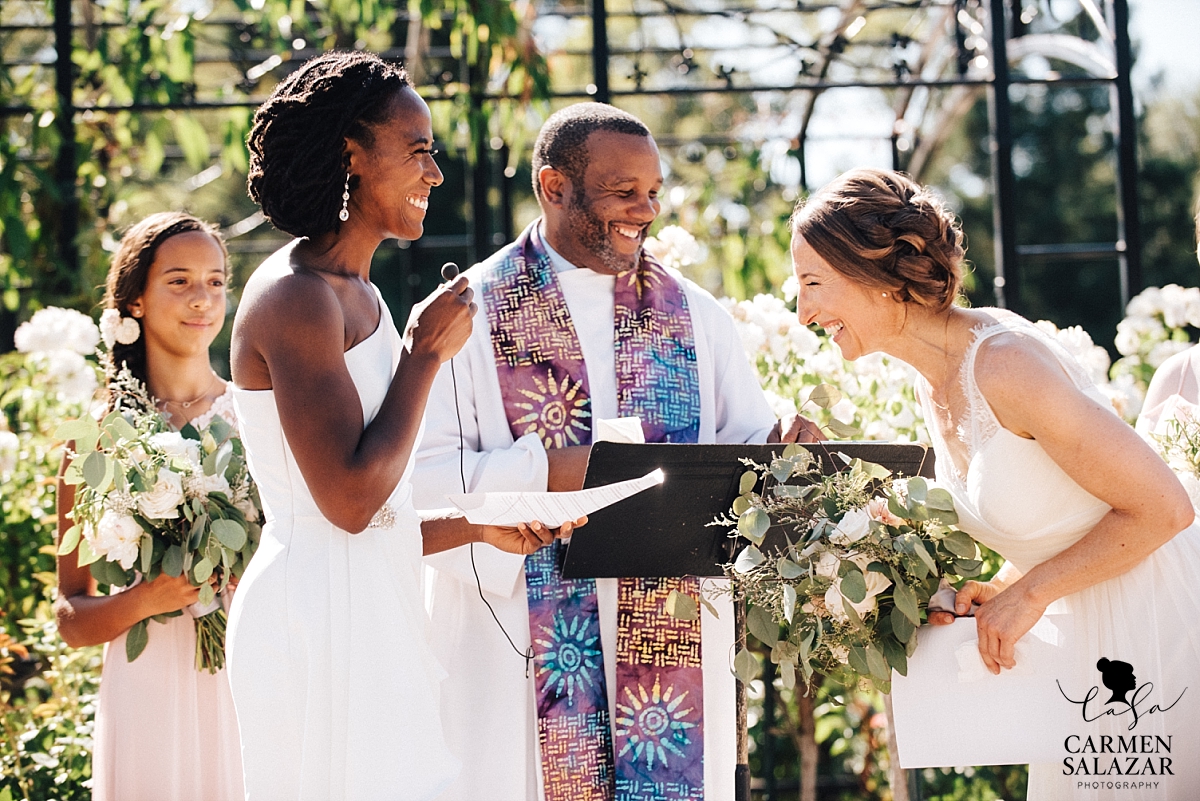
[791,169,966,311]
[247,51,410,239]
[103,212,228,400]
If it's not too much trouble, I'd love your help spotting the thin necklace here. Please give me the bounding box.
[157,372,219,411]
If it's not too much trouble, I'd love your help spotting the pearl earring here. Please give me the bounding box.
[339,173,351,222]
[881,292,888,298]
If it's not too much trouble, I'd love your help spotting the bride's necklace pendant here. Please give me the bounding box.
[367,504,396,530]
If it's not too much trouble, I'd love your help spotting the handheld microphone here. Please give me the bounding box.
[441,262,459,283]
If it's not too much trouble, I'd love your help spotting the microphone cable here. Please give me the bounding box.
[442,262,534,676]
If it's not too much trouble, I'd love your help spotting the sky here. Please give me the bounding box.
[1130,0,1200,99]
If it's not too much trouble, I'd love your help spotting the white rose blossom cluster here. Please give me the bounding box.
[1031,319,1142,422]
[643,225,706,272]
[13,307,101,407]
[721,292,928,442]
[99,308,142,348]
[1111,285,1200,415]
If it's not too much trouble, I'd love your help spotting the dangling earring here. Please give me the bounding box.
[339,173,351,222]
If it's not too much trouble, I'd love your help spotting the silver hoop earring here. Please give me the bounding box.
[339,173,351,222]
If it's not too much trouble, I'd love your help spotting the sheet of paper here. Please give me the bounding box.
[448,468,665,528]
[889,615,1078,767]
[595,417,645,444]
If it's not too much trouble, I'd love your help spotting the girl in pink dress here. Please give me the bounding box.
[55,212,244,801]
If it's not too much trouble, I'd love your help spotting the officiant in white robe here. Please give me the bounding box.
[411,104,805,801]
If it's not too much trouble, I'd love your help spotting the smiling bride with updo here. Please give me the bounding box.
[788,168,1200,799]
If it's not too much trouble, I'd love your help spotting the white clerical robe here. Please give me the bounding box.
[411,231,776,801]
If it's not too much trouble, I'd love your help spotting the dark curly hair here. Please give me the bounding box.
[531,103,651,200]
[791,169,966,312]
[247,51,411,239]
[103,212,228,404]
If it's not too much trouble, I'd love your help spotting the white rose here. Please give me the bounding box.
[829,507,871,546]
[149,432,202,467]
[92,510,143,570]
[813,550,841,579]
[826,558,893,623]
[138,468,185,519]
[1147,340,1191,370]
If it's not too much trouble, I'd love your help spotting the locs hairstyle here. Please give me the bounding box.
[246,51,410,239]
[531,103,651,201]
[103,212,227,398]
[791,168,967,312]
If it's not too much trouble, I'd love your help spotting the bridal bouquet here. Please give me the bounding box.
[1149,396,1200,510]
[56,368,261,672]
[718,441,982,693]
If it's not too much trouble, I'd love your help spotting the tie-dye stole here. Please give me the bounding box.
[483,223,705,801]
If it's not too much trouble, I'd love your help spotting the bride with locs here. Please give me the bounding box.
[225,51,577,800]
[789,168,1200,799]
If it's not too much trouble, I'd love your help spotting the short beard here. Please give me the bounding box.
[566,190,640,273]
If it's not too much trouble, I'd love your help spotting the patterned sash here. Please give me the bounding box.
[482,223,705,801]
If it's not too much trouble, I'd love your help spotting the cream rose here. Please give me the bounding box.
[829,507,871,546]
[867,496,903,527]
[149,432,201,467]
[826,555,893,623]
[138,467,185,519]
[93,510,143,569]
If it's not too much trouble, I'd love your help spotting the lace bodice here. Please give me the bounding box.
[917,314,1112,573]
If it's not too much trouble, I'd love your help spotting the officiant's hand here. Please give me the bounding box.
[480,517,588,556]
[769,413,825,444]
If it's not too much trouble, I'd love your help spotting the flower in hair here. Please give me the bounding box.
[99,308,141,348]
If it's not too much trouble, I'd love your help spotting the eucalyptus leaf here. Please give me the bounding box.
[109,415,138,442]
[825,418,861,439]
[747,605,779,647]
[737,508,770,545]
[162,545,184,578]
[782,443,802,459]
[208,415,233,444]
[839,568,868,604]
[82,451,108,489]
[914,539,939,576]
[841,597,864,628]
[905,477,928,503]
[942,531,977,558]
[197,582,215,608]
[62,461,85,485]
[953,558,983,577]
[925,487,956,511]
[698,594,720,619]
[738,470,758,495]
[773,483,816,500]
[865,643,891,680]
[780,658,797,690]
[769,458,794,482]
[847,645,870,676]
[859,459,892,480]
[140,535,153,575]
[782,584,797,624]
[893,581,921,626]
[733,545,765,573]
[732,495,751,516]
[733,646,761,683]
[777,557,805,579]
[193,557,215,584]
[211,519,248,551]
[179,422,201,441]
[890,606,916,643]
[882,636,909,676]
[57,525,81,556]
[76,537,101,567]
[808,383,841,409]
[125,619,149,662]
[55,418,99,445]
[887,494,909,520]
[664,589,699,621]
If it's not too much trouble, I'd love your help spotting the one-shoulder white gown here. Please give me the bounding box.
[917,315,1200,801]
[226,292,459,800]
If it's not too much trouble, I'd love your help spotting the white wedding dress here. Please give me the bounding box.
[226,291,459,800]
[917,315,1200,800]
